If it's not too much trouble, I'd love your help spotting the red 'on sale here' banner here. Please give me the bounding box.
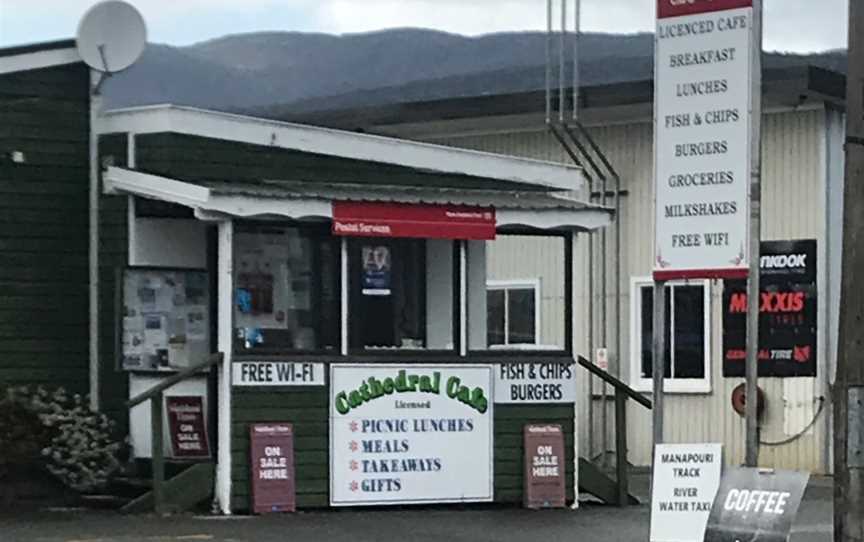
[657,0,752,19]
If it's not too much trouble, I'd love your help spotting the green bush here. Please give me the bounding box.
[0,386,122,493]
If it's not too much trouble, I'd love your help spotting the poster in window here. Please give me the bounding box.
[235,239,290,330]
[361,245,391,296]
[122,268,210,372]
[723,240,817,377]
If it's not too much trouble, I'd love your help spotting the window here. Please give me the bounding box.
[233,223,340,353]
[486,280,540,348]
[630,278,711,393]
[349,238,455,351]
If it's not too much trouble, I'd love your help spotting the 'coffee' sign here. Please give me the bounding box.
[523,424,566,509]
[704,468,809,542]
[250,423,296,514]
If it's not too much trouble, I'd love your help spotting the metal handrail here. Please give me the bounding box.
[126,352,224,408]
[577,355,652,409]
[577,354,651,507]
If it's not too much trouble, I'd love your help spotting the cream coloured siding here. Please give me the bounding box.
[432,107,831,473]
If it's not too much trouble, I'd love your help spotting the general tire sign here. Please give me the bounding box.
[723,240,817,377]
[329,364,493,506]
[654,0,755,280]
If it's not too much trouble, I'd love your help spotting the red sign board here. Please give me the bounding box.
[250,423,296,514]
[523,424,566,509]
[332,201,496,240]
[165,396,210,459]
[657,0,752,19]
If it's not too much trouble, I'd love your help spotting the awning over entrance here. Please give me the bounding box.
[99,105,612,232]
[104,167,612,232]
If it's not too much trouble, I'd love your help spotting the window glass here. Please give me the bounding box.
[673,286,705,379]
[640,286,671,379]
[637,283,707,384]
[487,289,506,346]
[508,288,536,344]
[349,238,454,351]
[233,224,339,353]
[480,235,564,350]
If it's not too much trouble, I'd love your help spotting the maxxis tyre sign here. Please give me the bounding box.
[329,364,493,506]
[654,0,754,280]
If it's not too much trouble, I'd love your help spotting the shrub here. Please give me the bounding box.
[0,386,122,493]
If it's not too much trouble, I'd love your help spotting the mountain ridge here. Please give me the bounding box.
[101,28,846,114]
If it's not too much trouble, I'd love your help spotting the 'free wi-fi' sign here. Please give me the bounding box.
[703,467,809,542]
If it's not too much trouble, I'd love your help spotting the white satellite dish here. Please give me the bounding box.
[76,0,147,73]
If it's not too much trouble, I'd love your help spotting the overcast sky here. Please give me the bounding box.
[0,0,849,53]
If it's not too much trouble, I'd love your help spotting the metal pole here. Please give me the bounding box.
[834,0,864,539]
[587,232,595,459]
[652,281,667,450]
[559,0,566,123]
[744,0,764,469]
[599,168,609,467]
[572,0,580,121]
[88,70,101,412]
[545,0,553,125]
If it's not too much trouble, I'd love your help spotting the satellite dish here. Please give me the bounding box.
[76,1,147,73]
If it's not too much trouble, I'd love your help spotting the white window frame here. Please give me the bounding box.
[629,277,712,394]
[486,279,541,347]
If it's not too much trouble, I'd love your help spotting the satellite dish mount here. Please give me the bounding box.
[76,0,147,94]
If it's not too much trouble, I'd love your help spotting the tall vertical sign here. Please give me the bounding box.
[654,0,755,280]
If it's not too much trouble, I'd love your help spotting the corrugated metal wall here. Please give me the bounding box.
[435,107,830,473]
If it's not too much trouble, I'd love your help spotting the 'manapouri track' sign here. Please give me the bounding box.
[654,0,755,280]
[329,364,493,506]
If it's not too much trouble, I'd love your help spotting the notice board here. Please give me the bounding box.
[121,268,210,372]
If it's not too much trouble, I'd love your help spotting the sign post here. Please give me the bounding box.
[653,0,761,461]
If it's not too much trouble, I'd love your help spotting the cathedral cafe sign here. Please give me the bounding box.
[329,365,493,506]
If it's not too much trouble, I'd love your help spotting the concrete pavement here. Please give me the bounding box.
[0,476,833,542]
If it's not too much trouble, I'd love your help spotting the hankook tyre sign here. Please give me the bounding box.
[723,240,817,377]
[653,0,755,280]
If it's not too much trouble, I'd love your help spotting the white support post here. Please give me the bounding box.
[341,238,349,356]
[571,231,580,510]
[216,220,234,514]
[459,240,468,357]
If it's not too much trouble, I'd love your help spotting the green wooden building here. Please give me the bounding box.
[1,40,622,513]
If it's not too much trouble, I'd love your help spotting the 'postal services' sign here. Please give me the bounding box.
[653,0,755,280]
